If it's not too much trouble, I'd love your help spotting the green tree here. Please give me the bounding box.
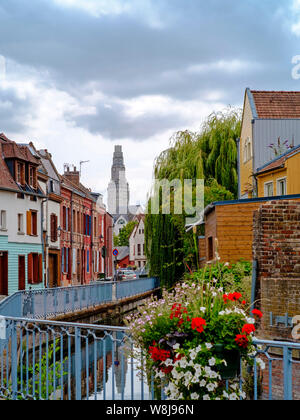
[145,108,241,288]
[114,220,138,247]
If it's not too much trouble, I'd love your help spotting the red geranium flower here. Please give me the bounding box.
[191,317,206,333]
[252,309,263,319]
[228,292,242,301]
[242,324,256,335]
[235,334,249,349]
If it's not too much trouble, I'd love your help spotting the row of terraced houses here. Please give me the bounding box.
[0,133,113,297]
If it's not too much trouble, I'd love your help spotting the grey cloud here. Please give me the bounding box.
[0,0,299,138]
[0,87,33,133]
[67,102,187,140]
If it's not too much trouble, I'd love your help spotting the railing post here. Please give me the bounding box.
[112,282,117,301]
[44,292,47,319]
[11,320,18,400]
[75,327,82,401]
[283,346,293,400]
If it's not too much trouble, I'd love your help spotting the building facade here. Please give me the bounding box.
[0,134,45,296]
[239,89,300,198]
[129,215,147,269]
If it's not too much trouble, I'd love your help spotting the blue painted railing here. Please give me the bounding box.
[0,317,299,400]
[116,277,160,300]
[0,278,159,320]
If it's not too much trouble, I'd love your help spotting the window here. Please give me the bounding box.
[87,250,90,273]
[277,178,287,196]
[28,253,43,284]
[16,161,25,185]
[0,210,7,230]
[50,214,58,242]
[208,237,214,261]
[264,182,274,197]
[27,210,38,236]
[29,166,37,189]
[138,244,141,256]
[18,214,24,234]
[49,180,54,193]
[243,138,252,163]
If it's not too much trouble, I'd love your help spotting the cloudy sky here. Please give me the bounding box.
[1,0,300,205]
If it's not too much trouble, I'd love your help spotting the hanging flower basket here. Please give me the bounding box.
[126,277,264,400]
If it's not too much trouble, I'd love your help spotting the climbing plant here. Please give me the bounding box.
[145,108,241,288]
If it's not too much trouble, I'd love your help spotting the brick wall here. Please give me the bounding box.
[253,200,300,400]
[253,200,300,341]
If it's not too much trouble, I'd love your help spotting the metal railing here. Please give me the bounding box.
[0,278,159,320]
[0,317,300,400]
[116,277,160,300]
[0,317,153,401]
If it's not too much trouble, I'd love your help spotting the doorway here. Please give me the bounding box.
[49,253,58,288]
[18,255,26,291]
[0,252,8,296]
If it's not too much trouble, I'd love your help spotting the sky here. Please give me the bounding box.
[1,0,300,205]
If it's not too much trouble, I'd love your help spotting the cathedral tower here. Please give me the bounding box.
[107,145,130,218]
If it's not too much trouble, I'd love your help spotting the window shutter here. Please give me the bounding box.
[62,248,65,273]
[67,248,71,280]
[89,216,91,236]
[28,253,33,284]
[27,211,32,236]
[54,215,58,242]
[38,254,43,284]
[50,215,54,242]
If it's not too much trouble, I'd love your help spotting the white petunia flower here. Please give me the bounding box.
[203,395,210,400]
[191,393,199,400]
[173,343,180,350]
[205,343,213,350]
[208,357,216,367]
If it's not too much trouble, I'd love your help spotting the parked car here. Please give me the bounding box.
[117,270,137,281]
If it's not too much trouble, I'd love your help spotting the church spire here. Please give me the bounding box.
[107,145,130,217]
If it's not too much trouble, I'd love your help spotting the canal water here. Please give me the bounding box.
[65,316,152,400]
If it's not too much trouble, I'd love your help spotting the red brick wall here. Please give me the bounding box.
[253,200,300,341]
[253,200,300,400]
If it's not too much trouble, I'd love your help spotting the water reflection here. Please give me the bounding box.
[65,332,151,400]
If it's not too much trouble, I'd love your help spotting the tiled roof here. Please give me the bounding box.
[251,90,300,119]
[0,143,18,190]
[61,174,94,200]
[0,133,43,193]
[256,144,300,174]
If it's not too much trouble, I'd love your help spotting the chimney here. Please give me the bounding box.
[64,165,80,186]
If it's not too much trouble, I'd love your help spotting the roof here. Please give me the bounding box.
[0,134,45,196]
[204,194,300,217]
[60,174,94,200]
[256,144,300,175]
[250,90,300,119]
[116,246,130,261]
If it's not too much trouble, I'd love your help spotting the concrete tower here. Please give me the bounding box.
[107,145,130,217]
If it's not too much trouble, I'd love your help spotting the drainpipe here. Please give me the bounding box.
[236,137,241,199]
[70,190,73,285]
[250,260,258,313]
[41,198,48,288]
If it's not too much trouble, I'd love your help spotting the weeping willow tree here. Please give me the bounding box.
[145,108,241,288]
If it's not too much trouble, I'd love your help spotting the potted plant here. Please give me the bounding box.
[126,274,264,400]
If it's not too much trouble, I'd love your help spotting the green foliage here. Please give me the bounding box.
[114,220,138,247]
[4,340,67,400]
[145,108,242,288]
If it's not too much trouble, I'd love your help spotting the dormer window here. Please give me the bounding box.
[29,165,37,189]
[16,161,25,185]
